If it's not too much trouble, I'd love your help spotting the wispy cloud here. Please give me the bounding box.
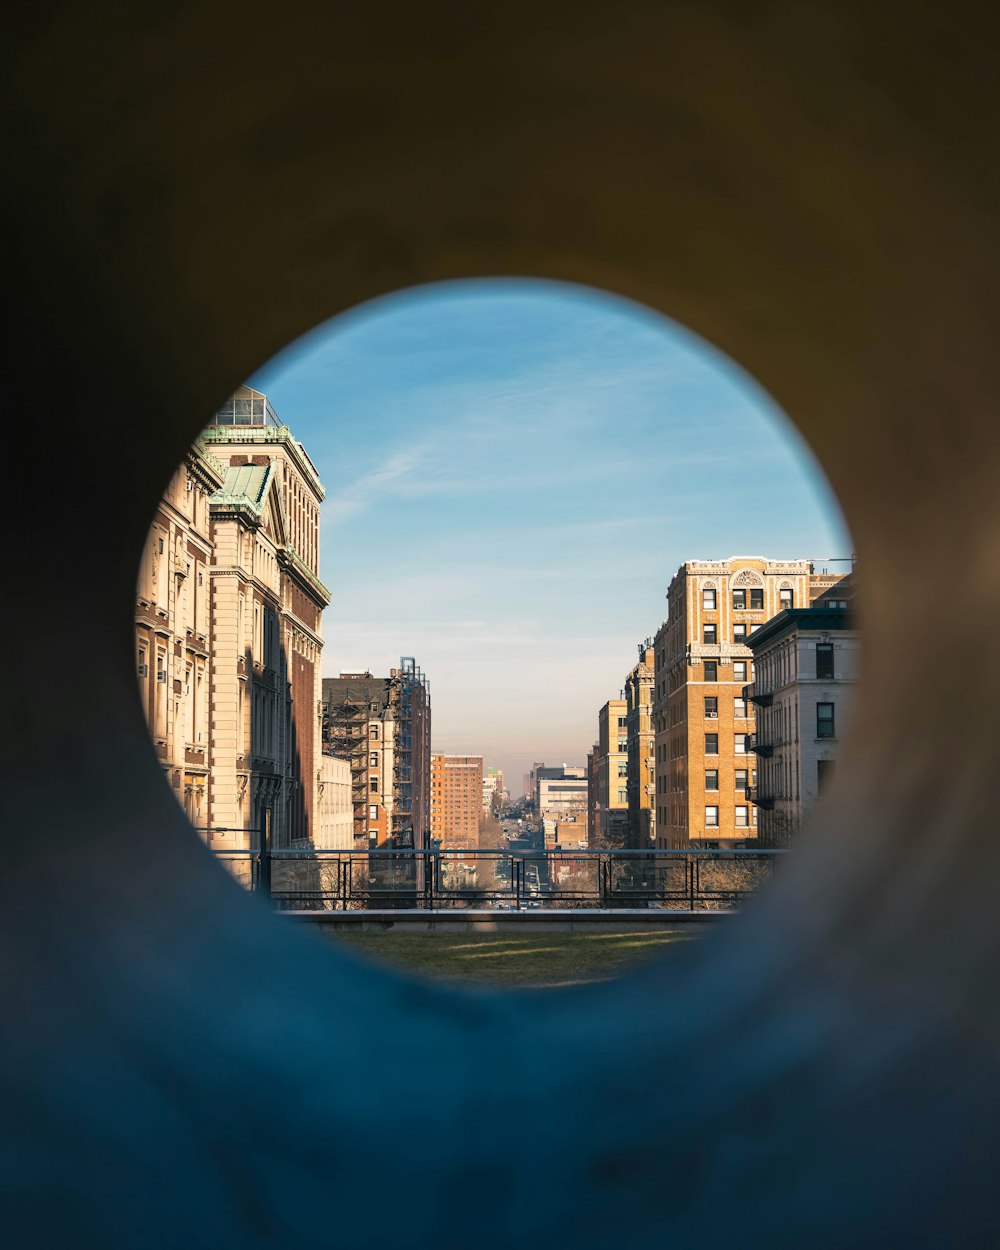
[253,279,850,789]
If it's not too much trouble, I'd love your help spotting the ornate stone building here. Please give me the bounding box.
[202,388,329,851]
[135,386,330,852]
[135,437,225,829]
[625,642,656,848]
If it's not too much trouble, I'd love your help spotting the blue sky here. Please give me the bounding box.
[248,278,851,794]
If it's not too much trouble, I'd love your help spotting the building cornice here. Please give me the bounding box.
[278,546,331,607]
[184,439,227,492]
[201,425,325,500]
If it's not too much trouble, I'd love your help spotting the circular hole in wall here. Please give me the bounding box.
[135,277,855,989]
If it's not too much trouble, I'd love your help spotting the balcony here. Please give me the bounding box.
[745,786,774,810]
[744,683,772,708]
[747,735,773,758]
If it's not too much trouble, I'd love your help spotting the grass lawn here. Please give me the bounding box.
[328,928,699,988]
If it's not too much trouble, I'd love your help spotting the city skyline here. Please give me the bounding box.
[247,278,852,792]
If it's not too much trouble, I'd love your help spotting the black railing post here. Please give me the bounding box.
[260,843,271,902]
[514,858,521,911]
[689,853,696,911]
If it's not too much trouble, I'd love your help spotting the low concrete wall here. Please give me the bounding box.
[283,908,729,934]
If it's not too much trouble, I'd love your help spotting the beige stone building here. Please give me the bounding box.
[597,699,629,847]
[538,768,587,820]
[135,386,330,853]
[317,755,353,850]
[625,642,656,848]
[747,599,859,846]
[202,389,329,851]
[652,557,813,848]
[135,436,225,830]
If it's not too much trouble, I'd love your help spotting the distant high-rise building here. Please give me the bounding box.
[322,657,431,850]
[431,754,484,849]
[652,557,813,848]
[586,744,600,847]
[537,767,587,820]
[482,767,504,817]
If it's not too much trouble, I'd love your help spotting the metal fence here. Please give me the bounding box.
[210,848,786,912]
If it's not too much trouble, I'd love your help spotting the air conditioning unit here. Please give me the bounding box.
[706,711,718,718]
[137,664,148,678]
[157,670,167,682]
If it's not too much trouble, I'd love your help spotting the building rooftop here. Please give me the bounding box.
[209,385,282,430]
[746,607,857,652]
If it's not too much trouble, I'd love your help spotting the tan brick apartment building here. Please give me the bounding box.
[652,557,813,848]
[597,699,629,846]
[136,387,330,851]
[430,754,484,849]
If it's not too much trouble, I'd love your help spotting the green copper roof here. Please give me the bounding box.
[210,463,274,515]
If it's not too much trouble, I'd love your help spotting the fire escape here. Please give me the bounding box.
[322,693,370,840]
[391,657,428,850]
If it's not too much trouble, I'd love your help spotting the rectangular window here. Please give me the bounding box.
[705,769,719,791]
[618,787,628,803]
[370,726,378,739]
[703,588,717,610]
[735,733,749,754]
[370,752,378,767]
[703,623,717,644]
[816,643,835,680]
[818,758,836,795]
[734,660,747,681]
[370,776,378,791]
[733,623,747,641]
[704,696,718,718]
[817,702,836,738]
[750,588,764,610]
[734,697,748,718]
[618,738,627,752]
[735,805,749,827]
[369,804,378,820]
[735,768,748,790]
[618,715,627,728]
[705,805,719,827]
[780,588,793,610]
[705,733,719,755]
[732,588,746,609]
[704,660,718,682]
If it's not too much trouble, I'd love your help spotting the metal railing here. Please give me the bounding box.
[210,848,786,912]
